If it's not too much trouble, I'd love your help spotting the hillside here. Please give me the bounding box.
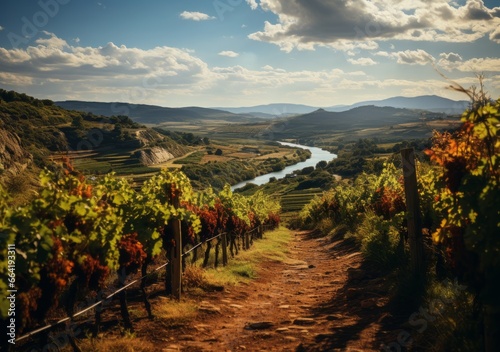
[326,95,469,113]
[0,89,192,190]
[55,101,262,124]
[215,95,468,116]
[214,103,317,116]
[267,105,442,139]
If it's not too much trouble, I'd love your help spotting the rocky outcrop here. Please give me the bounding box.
[0,129,32,175]
[135,130,158,148]
[135,147,174,166]
[135,129,188,157]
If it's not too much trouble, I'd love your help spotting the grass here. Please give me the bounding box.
[64,227,293,352]
[202,227,292,287]
[152,298,198,325]
[394,274,481,352]
[174,151,205,164]
[63,335,158,352]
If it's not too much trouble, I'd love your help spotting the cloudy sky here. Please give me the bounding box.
[0,0,499,107]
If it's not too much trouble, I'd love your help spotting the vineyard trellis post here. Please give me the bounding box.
[401,148,424,278]
[222,232,228,266]
[171,219,182,300]
[245,231,250,250]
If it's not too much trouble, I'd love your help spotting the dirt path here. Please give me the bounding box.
[145,231,394,352]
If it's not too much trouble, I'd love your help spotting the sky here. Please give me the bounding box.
[0,0,499,108]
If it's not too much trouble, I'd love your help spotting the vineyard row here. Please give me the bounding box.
[0,162,281,351]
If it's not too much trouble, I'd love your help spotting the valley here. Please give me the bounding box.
[1,1,499,349]
[1,88,494,352]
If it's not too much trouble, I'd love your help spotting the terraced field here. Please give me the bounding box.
[50,150,161,188]
[280,187,323,213]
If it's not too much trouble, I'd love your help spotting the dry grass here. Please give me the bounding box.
[182,265,208,290]
[225,152,256,159]
[201,154,233,163]
[254,151,292,160]
[203,227,292,286]
[152,298,198,325]
[69,337,158,352]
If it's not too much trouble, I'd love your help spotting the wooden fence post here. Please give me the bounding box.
[401,148,424,277]
[222,232,228,266]
[245,231,250,249]
[171,219,182,300]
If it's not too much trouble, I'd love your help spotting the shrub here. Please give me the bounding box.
[348,210,403,270]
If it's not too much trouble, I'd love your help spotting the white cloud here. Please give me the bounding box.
[438,56,500,72]
[246,0,259,10]
[250,0,500,51]
[0,32,216,103]
[0,72,33,86]
[376,49,434,65]
[179,11,215,21]
[36,31,69,49]
[347,57,377,66]
[218,51,239,58]
[375,51,390,57]
[0,32,496,107]
[393,49,434,65]
[0,26,4,31]
[489,26,500,43]
[0,34,377,105]
[73,37,80,43]
[439,52,463,63]
[378,49,500,72]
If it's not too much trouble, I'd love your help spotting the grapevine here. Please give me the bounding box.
[0,161,281,347]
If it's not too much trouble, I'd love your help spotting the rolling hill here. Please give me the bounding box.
[55,101,262,124]
[213,103,318,116]
[0,90,193,188]
[215,95,468,116]
[325,95,469,113]
[56,95,468,123]
[265,105,444,139]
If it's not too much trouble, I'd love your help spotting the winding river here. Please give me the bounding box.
[231,141,337,190]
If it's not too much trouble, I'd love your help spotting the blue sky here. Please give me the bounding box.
[0,0,499,107]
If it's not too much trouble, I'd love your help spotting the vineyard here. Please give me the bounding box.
[0,86,498,351]
[298,89,500,350]
[0,162,281,351]
[280,188,323,213]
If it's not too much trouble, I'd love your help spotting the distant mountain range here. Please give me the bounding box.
[216,95,469,116]
[55,101,261,124]
[212,103,318,117]
[55,95,469,125]
[270,106,432,138]
[326,95,469,113]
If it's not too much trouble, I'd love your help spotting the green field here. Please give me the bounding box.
[174,151,206,164]
[280,188,323,213]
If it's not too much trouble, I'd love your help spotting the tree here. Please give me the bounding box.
[72,115,85,130]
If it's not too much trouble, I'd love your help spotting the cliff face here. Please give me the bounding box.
[135,130,188,157]
[0,129,32,175]
[135,147,174,165]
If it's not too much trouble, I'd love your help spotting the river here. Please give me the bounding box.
[231,141,337,190]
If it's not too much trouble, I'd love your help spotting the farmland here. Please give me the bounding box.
[280,188,323,213]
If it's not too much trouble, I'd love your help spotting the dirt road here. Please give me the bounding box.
[148,231,395,351]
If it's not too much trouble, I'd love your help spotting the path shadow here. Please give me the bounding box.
[297,234,414,352]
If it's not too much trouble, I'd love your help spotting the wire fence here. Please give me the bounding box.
[17,260,170,343]
[16,227,269,344]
